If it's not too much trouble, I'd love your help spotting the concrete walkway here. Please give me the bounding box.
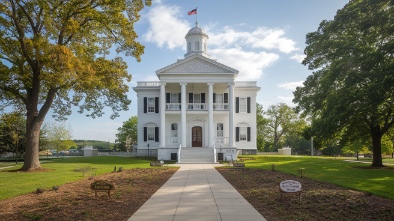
[128,164,266,221]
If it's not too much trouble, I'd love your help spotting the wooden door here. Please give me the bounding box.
[192,126,202,147]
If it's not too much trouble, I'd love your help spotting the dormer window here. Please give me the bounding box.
[195,41,199,50]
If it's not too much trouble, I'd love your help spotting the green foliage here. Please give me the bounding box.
[294,0,394,167]
[0,112,26,155]
[0,0,151,170]
[244,155,394,199]
[115,116,138,151]
[0,156,156,200]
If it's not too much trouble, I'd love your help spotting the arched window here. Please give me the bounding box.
[188,42,191,51]
[195,41,199,50]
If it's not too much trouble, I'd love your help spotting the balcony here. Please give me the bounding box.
[165,103,229,111]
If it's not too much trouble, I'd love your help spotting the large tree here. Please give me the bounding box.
[115,116,137,152]
[0,0,151,170]
[294,0,394,167]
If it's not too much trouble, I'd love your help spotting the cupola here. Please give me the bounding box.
[184,22,209,58]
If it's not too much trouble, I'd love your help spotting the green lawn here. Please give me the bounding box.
[0,156,159,200]
[240,155,394,199]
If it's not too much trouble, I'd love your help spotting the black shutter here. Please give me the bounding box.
[178,93,181,103]
[201,93,205,103]
[224,93,228,103]
[235,97,239,113]
[189,93,193,103]
[155,127,159,142]
[213,93,216,103]
[155,97,159,113]
[236,127,239,142]
[166,93,170,103]
[247,127,251,141]
[144,97,147,113]
[247,97,251,113]
[144,127,147,141]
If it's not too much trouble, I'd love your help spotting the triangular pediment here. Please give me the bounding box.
[156,54,238,75]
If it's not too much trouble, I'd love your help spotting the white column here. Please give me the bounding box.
[229,82,235,147]
[181,83,187,148]
[208,83,214,148]
[159,83,166,148]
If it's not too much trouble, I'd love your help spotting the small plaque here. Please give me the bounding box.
[280,180,302,193]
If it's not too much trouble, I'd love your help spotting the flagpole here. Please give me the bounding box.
[196,7,198,25]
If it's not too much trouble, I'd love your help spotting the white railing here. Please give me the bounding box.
[213,103,228,110]
[166,103,181,110]
[213,144,217,163]
[166,137,180,146]
[235,81,257,87]
[188,103,207,110]
[177,144,181,163]
[137,81,161,87]
[215,137,229,147]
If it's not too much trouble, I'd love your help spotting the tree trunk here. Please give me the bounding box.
[21,120,42,171]
[370,131,383,167]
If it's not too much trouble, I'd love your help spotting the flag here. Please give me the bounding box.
[188,8,197,15]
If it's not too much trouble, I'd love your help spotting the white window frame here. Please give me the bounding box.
[239,97,247,113]
[239,127,247,141]
[170,94,179,103]
[147,127,155,141]
[217,123,223,137]
[147,97,155,113]
[171,123,178,138]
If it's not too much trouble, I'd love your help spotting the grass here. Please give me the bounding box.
[0,156,160,200]
[240,155,394,199]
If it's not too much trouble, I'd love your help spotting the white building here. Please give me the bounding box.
[133,23,260,163]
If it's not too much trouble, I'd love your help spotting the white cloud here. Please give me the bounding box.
[278,96,296,106]
[278,81,304,90]
[290,53,305,63]
[207,26,298,54]
[210,47,279,80]
[143,4,190,49]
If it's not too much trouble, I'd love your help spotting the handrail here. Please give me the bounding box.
[177,144,181,163]
[213,144,217,163]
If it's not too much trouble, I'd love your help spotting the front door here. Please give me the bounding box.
[192,126,202,147]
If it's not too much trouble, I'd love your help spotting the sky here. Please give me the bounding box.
[53,0,349,142]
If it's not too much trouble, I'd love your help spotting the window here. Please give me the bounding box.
[216,94,223,104]
[217,123,223,137]
[195,41,199,50]
[236,97,250,113]
[147,127,155,141]
[239,98,247,113]
[194,94,201,103]
[188,42,191,51]
[170,94,179,103]
[171,123,178,137]
[236,126,251,142]
[147,98,155,113]
[239,127,247,141]
[144,126,159,142]
[144,97,159,113]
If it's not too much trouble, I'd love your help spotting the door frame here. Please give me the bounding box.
[188,118,206,147]
[191,126,203,147]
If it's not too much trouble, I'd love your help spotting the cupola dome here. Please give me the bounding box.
[184,22,209,58]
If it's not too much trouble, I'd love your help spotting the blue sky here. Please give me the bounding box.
[56,0,348,142]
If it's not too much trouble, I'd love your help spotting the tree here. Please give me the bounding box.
[294,0,394,167]
[0,112,26,161]
[0,0,151,170]
[265,103,298,151]
[256,103,269,151]
[44,122,75,157]
[115,116,138,152]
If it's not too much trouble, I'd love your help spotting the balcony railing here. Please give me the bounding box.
[215,137,229,147]
[137,82,161,86]
[165,103,228,111]
[166,137,180,146]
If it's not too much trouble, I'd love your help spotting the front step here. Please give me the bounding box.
[179,147,215,163]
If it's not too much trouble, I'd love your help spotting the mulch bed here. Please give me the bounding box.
[217,168,394,221]
[0,167,178,221]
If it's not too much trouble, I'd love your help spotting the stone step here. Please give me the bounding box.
[179,148,215,163]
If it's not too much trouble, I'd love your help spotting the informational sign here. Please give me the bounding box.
[279,180,302,193]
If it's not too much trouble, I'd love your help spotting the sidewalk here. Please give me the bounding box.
[128,164,266,221]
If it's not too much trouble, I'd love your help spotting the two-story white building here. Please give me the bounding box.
[133,23,260,163]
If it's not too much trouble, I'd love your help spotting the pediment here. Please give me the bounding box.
[156,54,238,75]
